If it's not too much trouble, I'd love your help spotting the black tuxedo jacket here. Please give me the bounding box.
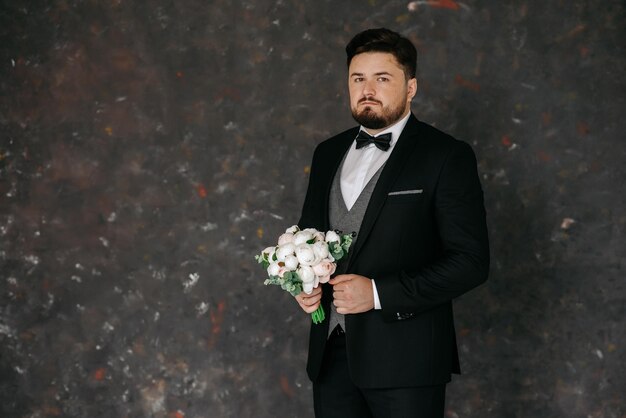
[298,114,489,388]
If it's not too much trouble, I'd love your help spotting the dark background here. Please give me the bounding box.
[1,1,625,417]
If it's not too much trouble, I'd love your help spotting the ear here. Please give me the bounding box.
[407,78,417,101]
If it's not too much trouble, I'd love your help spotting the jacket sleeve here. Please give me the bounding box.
[375,141,490,320]
[297,145,324,230]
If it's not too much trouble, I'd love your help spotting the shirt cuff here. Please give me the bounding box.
[372,279,382,310]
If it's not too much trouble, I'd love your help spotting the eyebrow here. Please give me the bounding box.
[350,71,394,77]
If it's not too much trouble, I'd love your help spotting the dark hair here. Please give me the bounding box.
[346,28,417,79]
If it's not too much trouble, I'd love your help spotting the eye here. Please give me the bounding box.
[377,76,389,82]
[353,77,364,83]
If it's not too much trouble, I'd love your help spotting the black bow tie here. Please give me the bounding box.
[355,131,392,151]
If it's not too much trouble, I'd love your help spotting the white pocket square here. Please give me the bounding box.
[388,189,423,196]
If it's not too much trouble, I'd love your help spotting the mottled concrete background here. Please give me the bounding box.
[1,1,625,417]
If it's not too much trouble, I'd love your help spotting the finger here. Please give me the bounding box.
[332,281,350,291]
[333,289,347,300]
[297,288,321,301]
[298,298,314,311]
[335,306,350,315]
[302,293,322,306]
[302,301,320,313]
[334,282,352,294]
[308,286,322,296]
[329,274,352,285]
[300,291,322,305]
[333,298,348,308]
[298,287,322,299]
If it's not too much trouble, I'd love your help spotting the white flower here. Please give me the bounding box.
[325,230,340,243]
[298,265,315,282]
[295,244,318,266]
[283,254,299,270]
[303,228,323,239]
[261,246,276,263]
[285,225,300,234]
[312,259,336,283]
[312,230,325,242]
[303,281,314,294]
[267,262,281,277]
[275,243,296,261]
[297,265,316,294]
[312,241,329,260]
[297,266,319,295]
[277,233,294,246]
[293,230,314,245]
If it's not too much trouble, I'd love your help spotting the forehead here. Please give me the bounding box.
[348,52,404,74]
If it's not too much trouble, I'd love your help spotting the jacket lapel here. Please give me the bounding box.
[347,115,422,267]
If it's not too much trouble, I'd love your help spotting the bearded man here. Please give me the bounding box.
[294,28,490,418]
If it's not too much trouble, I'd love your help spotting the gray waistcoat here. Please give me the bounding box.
[327,158,384,336]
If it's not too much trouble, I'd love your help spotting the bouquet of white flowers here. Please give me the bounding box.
[255,225,354,324]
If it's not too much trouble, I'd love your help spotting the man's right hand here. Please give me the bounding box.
[295,286,322,314]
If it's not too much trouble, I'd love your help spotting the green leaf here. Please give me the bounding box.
[264,275,283,286]
[332,248,344,260]
[341,234,353,248]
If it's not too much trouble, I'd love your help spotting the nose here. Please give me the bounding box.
[362,79,376,97]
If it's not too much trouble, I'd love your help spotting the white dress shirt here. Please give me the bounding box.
[340,112,411,309]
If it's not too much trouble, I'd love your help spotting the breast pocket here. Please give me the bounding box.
[386,189,424,203]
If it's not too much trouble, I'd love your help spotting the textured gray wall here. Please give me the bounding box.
[1,1,625,417]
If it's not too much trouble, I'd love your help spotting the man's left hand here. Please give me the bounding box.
[329,274,374,314]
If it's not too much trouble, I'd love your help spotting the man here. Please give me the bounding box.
[295,28,489,417]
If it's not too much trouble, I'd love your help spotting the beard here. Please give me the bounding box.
[351,98,408,130]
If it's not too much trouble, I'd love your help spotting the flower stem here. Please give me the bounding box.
[311,306,325,324]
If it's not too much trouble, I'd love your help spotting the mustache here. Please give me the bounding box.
[358,97,382,105]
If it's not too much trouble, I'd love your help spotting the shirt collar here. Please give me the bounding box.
[359,112,411,147]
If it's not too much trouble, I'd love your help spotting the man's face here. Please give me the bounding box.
[348,52,417,132]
